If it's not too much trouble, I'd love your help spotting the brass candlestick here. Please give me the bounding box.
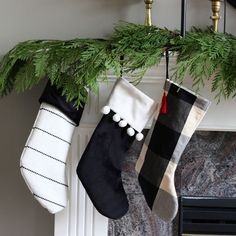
[210,0,221,32]
[144,0,153,26]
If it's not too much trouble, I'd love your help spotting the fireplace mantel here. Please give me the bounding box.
[81,56,236,131]
[54,58,236,236]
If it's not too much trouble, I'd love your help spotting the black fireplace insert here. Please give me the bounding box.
[179,196,236,235]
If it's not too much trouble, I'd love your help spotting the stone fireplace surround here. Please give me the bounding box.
[54,58,236,236]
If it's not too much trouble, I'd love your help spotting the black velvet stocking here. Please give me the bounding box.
[77,110,134,219]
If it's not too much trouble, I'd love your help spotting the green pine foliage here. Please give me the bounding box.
[111,22,174,83]
[0,22,235,107]
[172,30,236,100]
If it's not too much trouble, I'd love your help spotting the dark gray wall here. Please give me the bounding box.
[0,81,54,236]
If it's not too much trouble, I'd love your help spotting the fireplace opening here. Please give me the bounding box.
[177,131,236,236]
[179,196,236,235]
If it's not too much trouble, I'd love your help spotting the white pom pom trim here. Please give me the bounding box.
[136,133,144,141]
[113,113,121,122]
[101,106,110,115]
[118,119,128,128]
[127,127,135,136]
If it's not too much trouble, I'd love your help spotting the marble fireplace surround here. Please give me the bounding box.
[54,58,236,236]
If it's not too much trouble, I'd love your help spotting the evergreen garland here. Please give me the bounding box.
[110,22,174,83]
[172,30,236,100]
[0,22,235,107]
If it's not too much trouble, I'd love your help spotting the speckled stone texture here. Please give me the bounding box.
[176,131,236,197]
[108,131,236,236]
[108,130,177,236]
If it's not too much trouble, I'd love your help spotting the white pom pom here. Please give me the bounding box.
[136,133,144,141]
[127,127,135,136]
[101,106,110,115]
[118,120,128,128]
[113,113,121,122]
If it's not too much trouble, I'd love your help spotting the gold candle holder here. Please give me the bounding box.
[144,0,153,26]
[210,0,221,32]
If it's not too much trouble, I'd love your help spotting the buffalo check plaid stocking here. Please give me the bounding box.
[135,80,211,222]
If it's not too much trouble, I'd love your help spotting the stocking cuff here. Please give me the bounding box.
[39,81,85,126]
[102,78,157,135]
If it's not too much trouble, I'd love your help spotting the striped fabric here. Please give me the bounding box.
[135,80,211,222]
[20,103,77,214]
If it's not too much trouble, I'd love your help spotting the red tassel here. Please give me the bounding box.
[160,92,167,114]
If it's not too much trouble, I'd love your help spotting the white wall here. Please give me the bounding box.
[0,1,235,235]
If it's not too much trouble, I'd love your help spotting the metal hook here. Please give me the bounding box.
[181,0,187,37]
[223,0,227,34]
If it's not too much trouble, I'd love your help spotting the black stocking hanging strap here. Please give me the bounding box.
[160,50,169,114]
[165,50,169,80]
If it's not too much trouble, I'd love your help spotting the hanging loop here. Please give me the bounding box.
[165,49,169,80]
